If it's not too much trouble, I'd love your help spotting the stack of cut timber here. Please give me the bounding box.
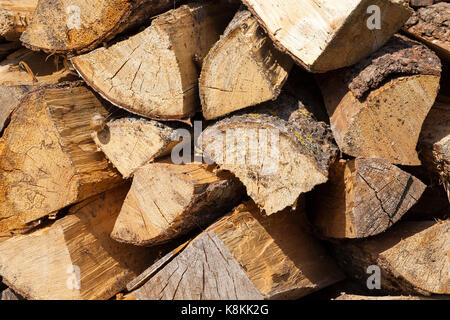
[0,0,448,301]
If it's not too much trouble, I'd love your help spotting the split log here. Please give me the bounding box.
[403,3,450,62]
[331,220,450,295]
[111,161,245,246]
[0,0,37,41]
[241,0,412,73]
[310,158,426,239]
[20,0,177,54]
[199,10,293,120]
[0,185,166,300]
[0,81,122,235]
[0,48,75,133]
[71,3,236,121]
[417,96,450,200]
[318,35,441,165]
[127,201,344,300]
[92,116,182,178]
[199,93,338,215]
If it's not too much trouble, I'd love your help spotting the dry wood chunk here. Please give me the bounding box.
[128,202,344,300]
[111,162,245,246]
[242,0,412,73]
[332,220,450,295]
[20,0,177,54]
[92,117,182,178]
[72,3,236,121]
[318,35,441,165]
[0,81,122,234]
[0,185,165,300]
[200,93,338,215]
[403,2,450,61]
[0,0,37,41]
[199,10,293,120]
[311,158,426,239]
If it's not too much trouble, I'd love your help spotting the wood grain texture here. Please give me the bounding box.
[242,0,412,73]
[0,185,165,300]
[199,10,293,120]
[0,82,122,235]
[128,202,344,300]
[72,2,237,121]
[0,0,37,41]
[311,158,426,239]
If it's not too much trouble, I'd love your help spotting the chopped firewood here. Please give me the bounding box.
[199,10,293,120]
[241,0,412,72]
[318,35,441,165]
[199,93,338,215]
[127,201,344,300]
[71,3,237,121]
[0,0,37,41]
[0,81,122,234]
[310,158,426,239]
[111,161,245,246]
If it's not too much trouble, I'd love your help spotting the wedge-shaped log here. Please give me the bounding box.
[200,93,338,215]
[0,82,122,234]
[318,35,441,165]
[0,0,37,41]
[332,220,450,295]
[418,97,450,200]
[20,0,176,54]
[403,3,450,62]
[0,48,75,133]
[128,201,344,300]
[311,158,426,239]
[0,186,164,300]
[92,116,182,178]
[72,3,236,121]
[199,10,293,120]
[241,0,412,73]
[111,162,245,246]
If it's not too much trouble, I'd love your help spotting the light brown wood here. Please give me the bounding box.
[111,162,245,246]
[318,35,441,165]
[332,220,450,295]
[127,201,344,300]
[92,116,182,178]
[199,93,338,215]
[241,0,412,73]
[0,0,37,41]
[0,48,75,133]
[403,3,450,61]
[20,0,176,54]
[199,10,293,120]
[0,81,122,235]
[311,158,426,239]
[72,3,237,121]
[0,185,165,300]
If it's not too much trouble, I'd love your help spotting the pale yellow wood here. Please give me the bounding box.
[0,0,37,41]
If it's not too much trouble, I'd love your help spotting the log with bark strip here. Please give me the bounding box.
[0,0,37,41]
[126,201,344,300]
[199,93,338,215]
[241,0,412,73]
[0,81,122,235]
[318,35,442,165]
[71,2,237,121]
[0,185,170,300]
[310,158,426,239]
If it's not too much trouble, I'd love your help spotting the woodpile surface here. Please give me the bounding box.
[0,0,448,300]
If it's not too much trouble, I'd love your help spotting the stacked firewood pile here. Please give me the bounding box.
[0,0,448,300]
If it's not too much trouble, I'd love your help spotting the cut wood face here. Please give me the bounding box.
[128,202,344,300]
[242,0,412,72]
[72,3,236,120]
[0,82,122,234]
[92,117,179,178]
[0,0,37,41]
[0,185,163,300]
[111,162,244,246]
[199,10,293,120]
[311,158,426,239]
